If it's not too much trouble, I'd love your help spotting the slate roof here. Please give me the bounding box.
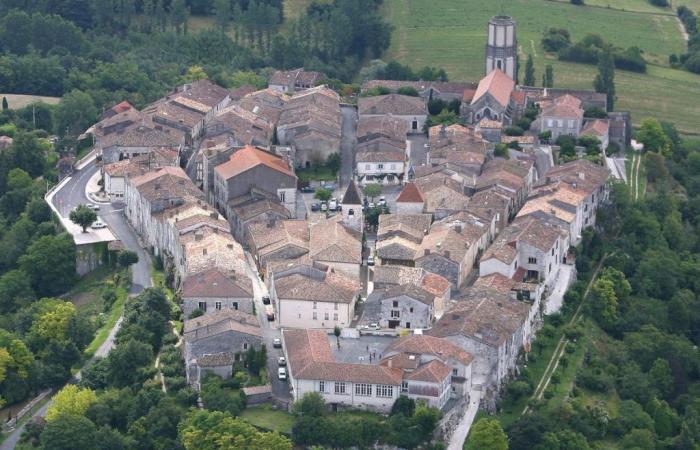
[358,94,427,116]
[181,268,252,298]
[341,180,362,205]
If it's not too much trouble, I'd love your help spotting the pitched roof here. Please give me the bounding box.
[357,115,408,144]
[396,182,425,203]
[275,268,359,304]
[309,216,362,264]
[342,180,362,205]
[269,68,324,87]
[581,119,609,137]
[381,284,435,305]
[542,159,609,195]
[541,94,583,119]
[181,268,252,298]
[384,335,473,365]
[403,359,452,383]
[358,94,427,116]
[184,309,261,340]
[130,166,204,203]
[427,288,530,347]
[356,150,405,163]
[283,329,403,385]
[471,69,515,108]
[214,145,295,180]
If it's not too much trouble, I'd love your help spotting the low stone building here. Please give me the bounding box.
[181,268,254,319]
[375,214,433,267]
[378,284,436,329]
[103,149,179,201]
[183,309,263,389]
[268,68,325,93]
[395,182,426,214]
[536,94,584,140]
[100,125,182,165]
[358,94,428,134]
[309,216,363,278]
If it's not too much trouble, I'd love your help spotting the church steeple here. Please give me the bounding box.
[485,15,517,81]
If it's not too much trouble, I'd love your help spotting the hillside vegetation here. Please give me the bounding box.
[382,0,700,134]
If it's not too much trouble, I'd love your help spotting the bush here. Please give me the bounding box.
[507,380,533,401]
[504,126,524,136]
[515,117,532,131]
[397,86,419,96]
[542,28,571,52]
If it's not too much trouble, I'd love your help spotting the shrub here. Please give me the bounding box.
[504,126,524,136]
[397,86,419,96]
[542,28,571,52]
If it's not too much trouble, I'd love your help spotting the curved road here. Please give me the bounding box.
[0,160,152,450]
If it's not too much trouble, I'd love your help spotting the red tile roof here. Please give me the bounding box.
[471,69,515,108]
[214,145,295,180]
[396,182,425,203]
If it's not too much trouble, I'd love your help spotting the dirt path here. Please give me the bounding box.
[631,153,642,201]
[523,255,608,415]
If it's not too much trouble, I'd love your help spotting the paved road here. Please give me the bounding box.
[339,105,358,190]
[1,161,154,450]
[243,253,292,401]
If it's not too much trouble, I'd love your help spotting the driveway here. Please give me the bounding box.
[339,105,358,190]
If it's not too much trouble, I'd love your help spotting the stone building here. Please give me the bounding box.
[485,16,517,81]
[268,68,325,93]
[378,284,436,329]
[358,94,428,134]
[181,268,254,319]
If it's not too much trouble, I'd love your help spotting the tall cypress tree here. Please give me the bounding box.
[524,54,535,86]
[2,97,8,111]
[544,64,554,88]
[594,49,616,111]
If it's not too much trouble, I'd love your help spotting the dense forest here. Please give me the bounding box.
[0,0,392,117]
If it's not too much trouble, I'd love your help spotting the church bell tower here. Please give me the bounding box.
[485,15,517,80]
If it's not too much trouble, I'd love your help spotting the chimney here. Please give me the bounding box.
[195,232,203,242]
[424,249,430,256]
[444,250,450,259]
[203,248,208,255]
[210,212,219,220]
[455,224,462,233]
[227,243,233,249]
[154,183,161,190]
[267,219,275,228]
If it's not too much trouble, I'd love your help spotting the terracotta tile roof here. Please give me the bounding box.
[341,180,362,205]
[173,79,230,108]
[247,219,309,258]
[309,216,362,265]
[396,182,425,203]
[421,272,451,297]
[101,124,182,149]
[207,103,274,146]
[381,284,435,305]
[378,214,433,238]
[356,150,405,163]
[181,268,252,298]
[471,69,515,108]
[275,267,359,304]
[277,86,341,140]
[541,94,583,119]
[269,68,324,87]
[483,216,564,264]
[517,182,586,224]
[474,272,516,294]
[358,94,427,116]
[196,352,235,367]
[403,359,452,383]
[416,225,472,264]
[283,329,403,385]
[384,335,473,365]
[477,118,502,129]
[230,195,291,222]
[184,309,261,340]
[214,145,295,180]
[230,85,257,100]
[180,228,247,277]
[358,115,408,144]
[510,90,526,105]
[130,167,204,203]
[581,119,609,137]
[238,88,288,123]
[427,288,530,347]
[542,159,609,195]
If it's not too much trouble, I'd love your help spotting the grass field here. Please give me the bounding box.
[0,93,60,109]
[241,404,294,434]
[382,0,700,134]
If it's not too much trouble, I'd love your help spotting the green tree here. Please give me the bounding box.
[213,0,231,31]
[466,418,508,450]
[636,118,671,156]
[117,250,139,269]
[313,187,332,202]
[363,183,381,201]
[326,153,341,174]
[180,409,292,450]
[292,392,326,417]
[56,90,97,138]
[594,49,616,111]
[170,0,189,33]
[524,54,535,86]
[40,413,97,450]
[621,429,655,450]
[2,97,7,110]
[390,395,415,417]
[70,205,97,232]
[19,233,76,297]
[181,65,207,83]
[0,269,34,313]
[105,339,154,387]
[590,278,619,329]
[649,358,673,399]
[333,325,341,348]
[46,385,98,422]
[543,64,554,88]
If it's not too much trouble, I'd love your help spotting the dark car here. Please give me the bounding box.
[300,186,314,193]
[311,202,320,212]
[262,295,271,305]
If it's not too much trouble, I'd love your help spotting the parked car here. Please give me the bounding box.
[278,357,287,366]
[266,305,275,321]
[300,186,314,193]
[278,367,287,381]
[311,202,320,212]
[85,203,100,211]
[320,202,328,212]
[91,220,107,229]
[365,323,380,330]
[323,183,336,191]
[273,338,282,348]
[329,198,338,211]
[262,295,271,305]
[368,202,375,208]
[367,255,375,266]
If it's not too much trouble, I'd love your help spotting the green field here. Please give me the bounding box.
[0,93,60,109]
[382,0,700,134]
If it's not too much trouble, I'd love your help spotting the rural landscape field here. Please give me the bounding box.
[382,0,700,134]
